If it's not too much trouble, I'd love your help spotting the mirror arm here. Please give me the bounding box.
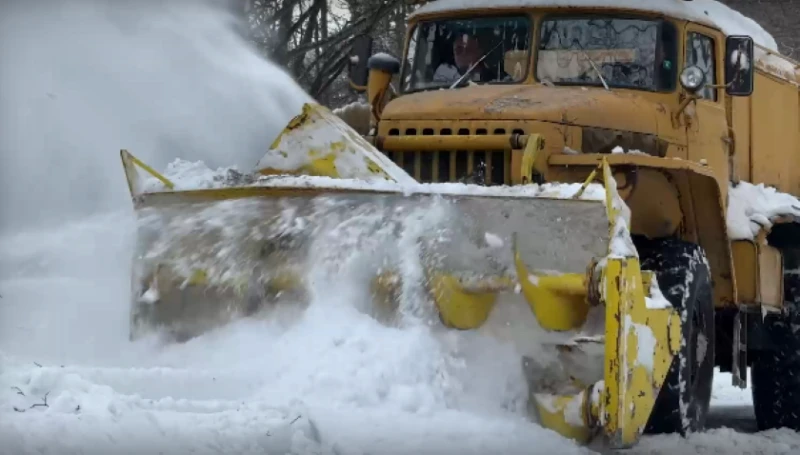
[672,93,699,126]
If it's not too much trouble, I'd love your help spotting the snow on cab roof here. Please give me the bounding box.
[409,0,779,51]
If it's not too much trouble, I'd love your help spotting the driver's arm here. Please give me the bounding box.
[433,63,460,83]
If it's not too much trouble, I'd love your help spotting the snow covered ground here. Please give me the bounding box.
[2,0,800,454]
[0,211,591,455]
[2,212,800,455]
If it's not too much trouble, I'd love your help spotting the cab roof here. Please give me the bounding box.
[409,0,778,51]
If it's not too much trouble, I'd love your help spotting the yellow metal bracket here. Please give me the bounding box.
[430,274,499,329]
[599,256,681,448]
[258,103,409,183]
[529,158,682,449]
[512,234,590,331]
[572,165,600,199]
[120,149,175,198]
[598,158,682,448]
[520,133,544,185]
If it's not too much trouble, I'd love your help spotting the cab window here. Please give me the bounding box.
[685,32,718,101]
[536,15,678,92]
[401,15,532,93]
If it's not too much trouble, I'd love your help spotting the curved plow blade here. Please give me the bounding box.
[121,101,685,450]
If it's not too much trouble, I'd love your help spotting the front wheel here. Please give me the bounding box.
[633,236,716,435]
[751,248,800,431]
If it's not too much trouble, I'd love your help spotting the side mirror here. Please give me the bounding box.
[724,35,755,97]
[348,35,373,92]
[679,65,707,93]
[365,53,402,126]
[368,53,401,76]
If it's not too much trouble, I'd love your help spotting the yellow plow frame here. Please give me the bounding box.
[120,103,682,449]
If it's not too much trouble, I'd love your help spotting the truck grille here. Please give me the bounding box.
[381,125,525,186]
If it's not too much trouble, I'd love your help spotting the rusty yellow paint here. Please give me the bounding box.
[513,237,589,331]
[749,61,800,195]
[731,240,784,308]
[600,257,682,448]
[186,269,208,286]
[593,158,683,448]
[571,167,599,200]
[546,154,736,308]
[268,103,311,150]
[258,152,343,179]
[531,392,594,444]
[430,274,498,330]
[258,102,409,183]
[371,134,523,152]
[380,84,662,134]
[367,66,393,125]
[623,169,683,240]
[519,133,543,185]
[549,153,716,177]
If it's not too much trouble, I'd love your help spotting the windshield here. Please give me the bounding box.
[402,15,532,93]
[537,16,677,91]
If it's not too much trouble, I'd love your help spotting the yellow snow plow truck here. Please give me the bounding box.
[120,0,800,450]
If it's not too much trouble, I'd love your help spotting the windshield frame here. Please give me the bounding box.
[399,12,535,95]
[533,12,679,93]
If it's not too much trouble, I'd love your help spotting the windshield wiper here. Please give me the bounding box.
[449,41,504,90]
[576,44,610,91]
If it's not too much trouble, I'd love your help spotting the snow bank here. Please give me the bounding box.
[333,100,372,135]
[727,181,800,240]
[410,0,779,51]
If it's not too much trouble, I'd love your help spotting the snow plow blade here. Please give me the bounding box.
[120,102,682,449]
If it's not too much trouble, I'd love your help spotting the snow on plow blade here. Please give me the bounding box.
[120,102,683,449]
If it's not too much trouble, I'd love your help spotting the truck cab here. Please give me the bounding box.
[348,0,755,197]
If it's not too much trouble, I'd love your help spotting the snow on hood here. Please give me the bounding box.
[410,0,779,52]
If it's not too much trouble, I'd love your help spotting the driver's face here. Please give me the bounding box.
[454,34,481,71]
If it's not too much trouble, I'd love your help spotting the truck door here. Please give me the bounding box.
[682,24,732,201]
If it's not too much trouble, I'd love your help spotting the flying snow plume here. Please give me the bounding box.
[0,0,310,234]
[0,0,313,362]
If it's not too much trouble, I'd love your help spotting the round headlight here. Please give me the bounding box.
[680,66,706,92]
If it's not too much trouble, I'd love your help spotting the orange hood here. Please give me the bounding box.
[381,84,669,136]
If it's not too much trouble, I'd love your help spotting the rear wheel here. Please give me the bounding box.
[751,248,800,431]
[633,236,715,435]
